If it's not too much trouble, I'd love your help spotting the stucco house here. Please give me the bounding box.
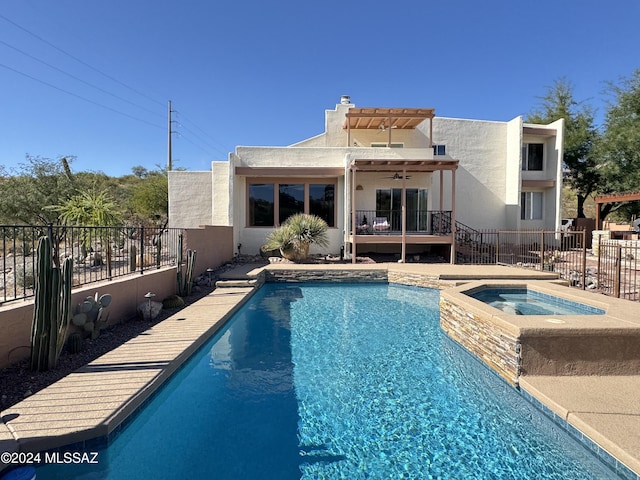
[168,96,564,263]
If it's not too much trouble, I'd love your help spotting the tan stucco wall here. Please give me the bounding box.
[0,226,235,369]
[0,268,176,369]
[182,225,234,270]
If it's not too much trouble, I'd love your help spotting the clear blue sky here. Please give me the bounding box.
[1,0,638,177]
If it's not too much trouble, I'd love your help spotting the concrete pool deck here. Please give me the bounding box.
[1,263,639,477]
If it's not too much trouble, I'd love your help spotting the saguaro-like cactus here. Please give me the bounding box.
[184,249,197,296]
[129,244,137,272]
[30,236,73,371]
[176,234,184,295]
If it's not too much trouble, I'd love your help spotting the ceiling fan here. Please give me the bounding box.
[378,122,398,133]
[384,172,411,180]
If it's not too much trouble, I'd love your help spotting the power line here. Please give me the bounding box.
[175,131,218,158]
[175,121,229,158]
[0,39,165,119]
[0,62,164,130]
[177,112,234,154]
[0,12,165,108]
[0,13,237,163]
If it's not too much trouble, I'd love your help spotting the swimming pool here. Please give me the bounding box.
[468,287,606,315]
[38,283,617,479]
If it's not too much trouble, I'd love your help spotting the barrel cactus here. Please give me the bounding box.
[67,332,83,354]
[162,294,184,309]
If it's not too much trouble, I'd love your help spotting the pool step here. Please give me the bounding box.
[215,278,258,288]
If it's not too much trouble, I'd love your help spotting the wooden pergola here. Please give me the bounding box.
[343,107,435,147]
[347,157,459,264]
[594,191,640,229]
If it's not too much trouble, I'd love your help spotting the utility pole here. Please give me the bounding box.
[167,100,174,171]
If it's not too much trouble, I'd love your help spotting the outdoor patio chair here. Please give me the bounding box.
[356,216,370,234]
[373,217,391,232]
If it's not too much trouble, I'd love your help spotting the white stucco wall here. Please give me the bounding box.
[212,160,232,226]
[168,171,213,228]
[505,117,523,229]
[167,99,564,252]
[431,117,509,229]
[520,118,564,231]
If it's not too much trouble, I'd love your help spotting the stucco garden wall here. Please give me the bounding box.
[0,225,235,369]
[0,268,176,369]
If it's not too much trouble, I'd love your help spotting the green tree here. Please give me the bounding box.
[526,78,600,218]
[0,155,75,224]
[53,189,121,227]
[51,189,122,274]
[130,169,168,225]
[594,69,640,221]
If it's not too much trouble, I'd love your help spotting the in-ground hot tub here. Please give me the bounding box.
[438,280,640,383]
[466,287,606,316]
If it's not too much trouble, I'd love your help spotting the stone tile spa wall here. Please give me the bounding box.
[439,296,521,386]
[264,269,388,283]
[387,270,459,290]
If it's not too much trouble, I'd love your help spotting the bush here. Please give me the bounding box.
[261,214,329,262]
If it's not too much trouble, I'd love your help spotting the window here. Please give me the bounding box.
[522,143,543,171]
[370,143,404,148]
[248,184,274,226]
[309,184,335,226]
[279,184,304,224]
[521,192,543,220]
[433,144,446,156]
[376,188,428,231]
[248,181,336,227]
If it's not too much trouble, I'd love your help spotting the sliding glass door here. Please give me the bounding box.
[376,188,428,232]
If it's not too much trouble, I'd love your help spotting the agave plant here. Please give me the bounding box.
[262,213,329,262]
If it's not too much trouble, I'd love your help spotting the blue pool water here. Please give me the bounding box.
[38,283,618,479]
[468,288,606,315]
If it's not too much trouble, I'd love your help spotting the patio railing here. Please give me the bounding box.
[351,210,452,235]
[1,224,182,304]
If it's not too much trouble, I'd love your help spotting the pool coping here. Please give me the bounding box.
[1,263,639,478]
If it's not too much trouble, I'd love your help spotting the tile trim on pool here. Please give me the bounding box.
[0,283,262,467]
[518,387,640,480]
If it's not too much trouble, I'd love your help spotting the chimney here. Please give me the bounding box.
[340,95,351,105]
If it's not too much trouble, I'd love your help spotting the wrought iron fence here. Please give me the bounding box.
[456,227,589,290]
[597,239,640,302]
[1,225,182,304]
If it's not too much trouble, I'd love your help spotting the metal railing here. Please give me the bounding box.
[597,239,640,301]
[455,227,589,290]
[351,210,452,235]
[1,225,182,304]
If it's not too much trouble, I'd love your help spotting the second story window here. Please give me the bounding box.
[433,144,446,156]
[522,143,544,171]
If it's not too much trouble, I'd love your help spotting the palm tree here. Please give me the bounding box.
[262,213,329,262]
[51,189,122,274]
